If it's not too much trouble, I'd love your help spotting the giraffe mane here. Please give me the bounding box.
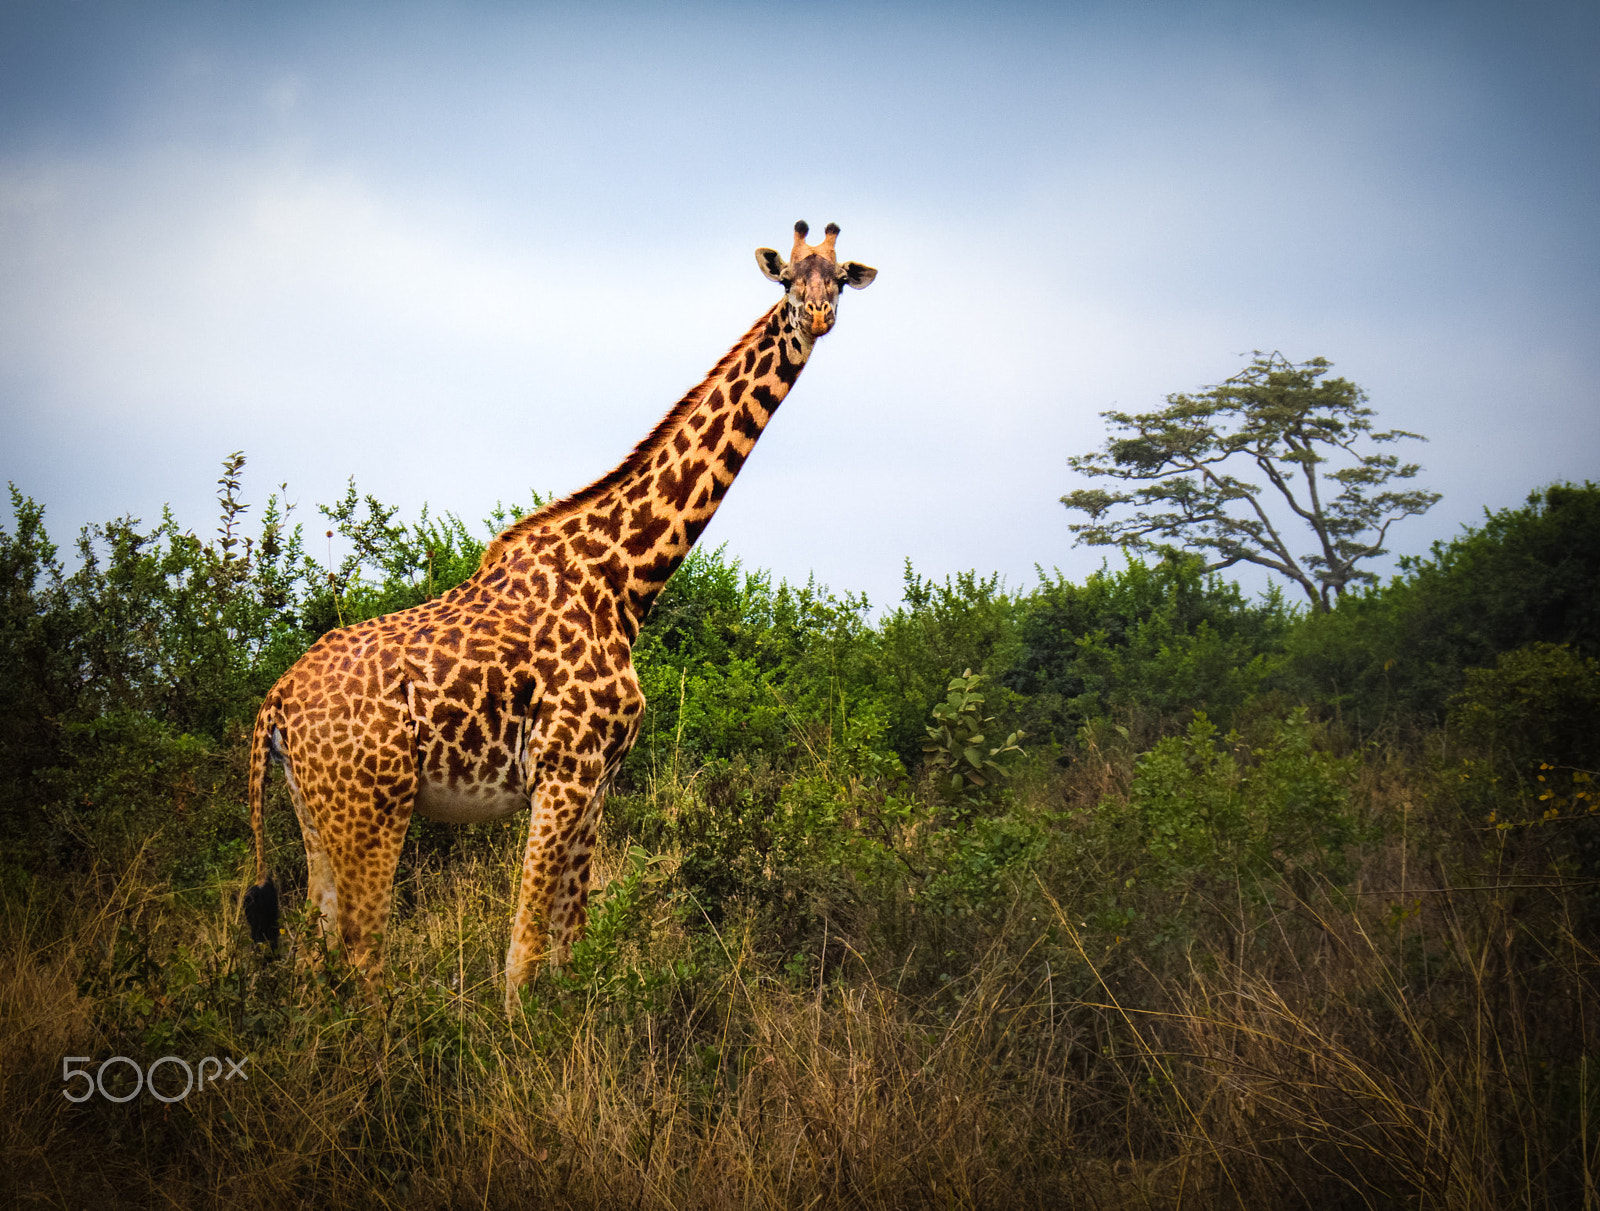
[476,301,783,572]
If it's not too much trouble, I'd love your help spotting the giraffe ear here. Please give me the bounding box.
[755,248,788,282]
[841,261,878,289]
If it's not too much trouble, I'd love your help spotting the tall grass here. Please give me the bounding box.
[3,748,1596,1210]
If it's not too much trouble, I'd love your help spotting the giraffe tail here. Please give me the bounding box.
[243,700,281,951]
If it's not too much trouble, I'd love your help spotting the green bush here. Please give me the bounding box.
[1446,643,1600,879]
[1285,481,1600,733]
[1011,554,1290,743]
[1450,642,1600,774]
[876,564,1024,761]
[621,546,894,786]
[1110,709,1355,890]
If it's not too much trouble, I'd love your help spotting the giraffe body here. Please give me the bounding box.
[246,223,875,1011]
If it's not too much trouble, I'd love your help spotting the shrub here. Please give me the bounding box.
[1109,709,1355,891]
[1011,554,1290,743]
[1286,481,1600,733]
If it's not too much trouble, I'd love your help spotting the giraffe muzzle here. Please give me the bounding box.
[808,307,834,336]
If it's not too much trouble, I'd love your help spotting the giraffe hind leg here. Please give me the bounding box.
[294,802,410,1008]
[292,806,343,965]
[273,749,344,969]
[333,829,407,988]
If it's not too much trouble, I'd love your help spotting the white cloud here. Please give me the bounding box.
[0,1,1595,609]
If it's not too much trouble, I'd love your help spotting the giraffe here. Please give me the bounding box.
[243,221,876,1012]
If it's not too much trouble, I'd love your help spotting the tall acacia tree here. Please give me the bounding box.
[1062,353,1440,612]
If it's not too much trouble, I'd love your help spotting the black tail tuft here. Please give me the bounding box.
[243,877,281,951]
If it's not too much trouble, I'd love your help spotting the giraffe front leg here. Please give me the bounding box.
[549,788,606,964]
[505,763,605,1014]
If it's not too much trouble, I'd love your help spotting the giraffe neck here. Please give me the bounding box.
[479,299,816,635]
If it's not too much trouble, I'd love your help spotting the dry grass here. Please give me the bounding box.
[3,764,1597,1210]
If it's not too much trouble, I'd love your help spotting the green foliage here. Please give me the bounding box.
[10,454,317,740]
[912,800,1053,919]
[1110,709,1355,889]
[83,921,293,1057]
[558,844,698,1012]
[0,485,76,862]
[41,711,244,877]
[614,756,859,943]
[0,459,312,874]
[624,546,888,781]
[922,670,1025,801]
[875,564,1023,760]
[1450,643,1600,773]
[1406,482,1600,658]
[1011,554,1289,741]
[1446,645,1600,862]
[1285,481,1600,731]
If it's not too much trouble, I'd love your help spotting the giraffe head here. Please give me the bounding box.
[755,221,877,338]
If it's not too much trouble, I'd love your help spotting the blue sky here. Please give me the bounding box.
[2,0,1596,609]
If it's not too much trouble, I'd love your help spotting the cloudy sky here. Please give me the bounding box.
[2,0,1596,609]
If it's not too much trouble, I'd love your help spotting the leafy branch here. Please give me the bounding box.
[922,670,1025,803]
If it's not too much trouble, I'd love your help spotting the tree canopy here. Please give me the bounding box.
[1061,353,1440,611]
